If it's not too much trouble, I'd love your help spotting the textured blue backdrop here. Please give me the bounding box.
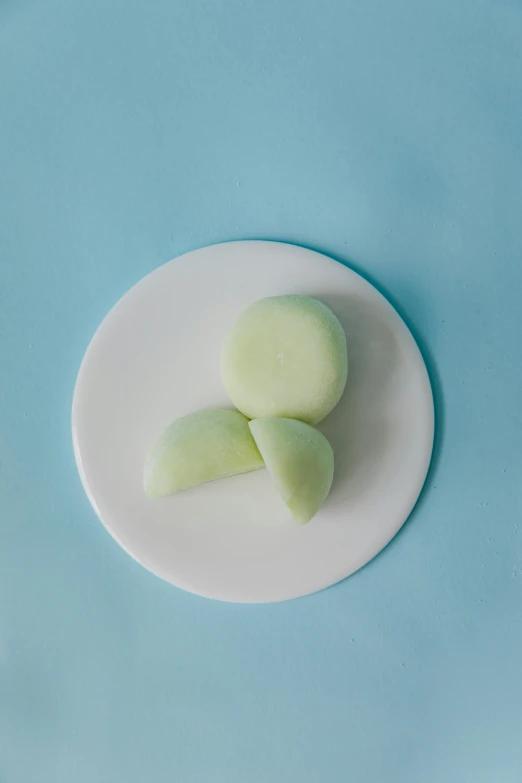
[1,1,522,781]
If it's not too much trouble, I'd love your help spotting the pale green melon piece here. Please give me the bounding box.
[144,409,264,498]
[221,296,347,425]
[249,417,334,524]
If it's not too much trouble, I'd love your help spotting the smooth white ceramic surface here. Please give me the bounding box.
[72,241,434,602]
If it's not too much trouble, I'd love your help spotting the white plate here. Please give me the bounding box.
[72,241,434,602]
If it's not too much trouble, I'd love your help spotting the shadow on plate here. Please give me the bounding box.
[315,292,399,507]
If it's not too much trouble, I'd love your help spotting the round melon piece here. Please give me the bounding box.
[144,409,263,498]
[221,296,347,425]
[249,417,334,524]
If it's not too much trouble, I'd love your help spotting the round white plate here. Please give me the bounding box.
[73,241,434,602]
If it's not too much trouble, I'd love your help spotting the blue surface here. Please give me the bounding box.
[1,1,522,780]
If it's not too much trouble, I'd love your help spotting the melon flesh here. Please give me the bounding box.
[221,296,347,425]
[144,409,263,498]
[249,417,334,524]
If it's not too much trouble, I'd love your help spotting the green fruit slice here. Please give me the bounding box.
[249,417,334,524]
[144,409,263,498]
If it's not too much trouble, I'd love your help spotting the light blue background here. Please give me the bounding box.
[1,1,521,781]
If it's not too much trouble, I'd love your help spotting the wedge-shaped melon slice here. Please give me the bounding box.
[144,409,263,498]
[249,417,334,523]
[221,296,347,425]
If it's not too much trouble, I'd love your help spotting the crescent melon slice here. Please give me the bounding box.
[249,417,334,524]
[144,409,264,498]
